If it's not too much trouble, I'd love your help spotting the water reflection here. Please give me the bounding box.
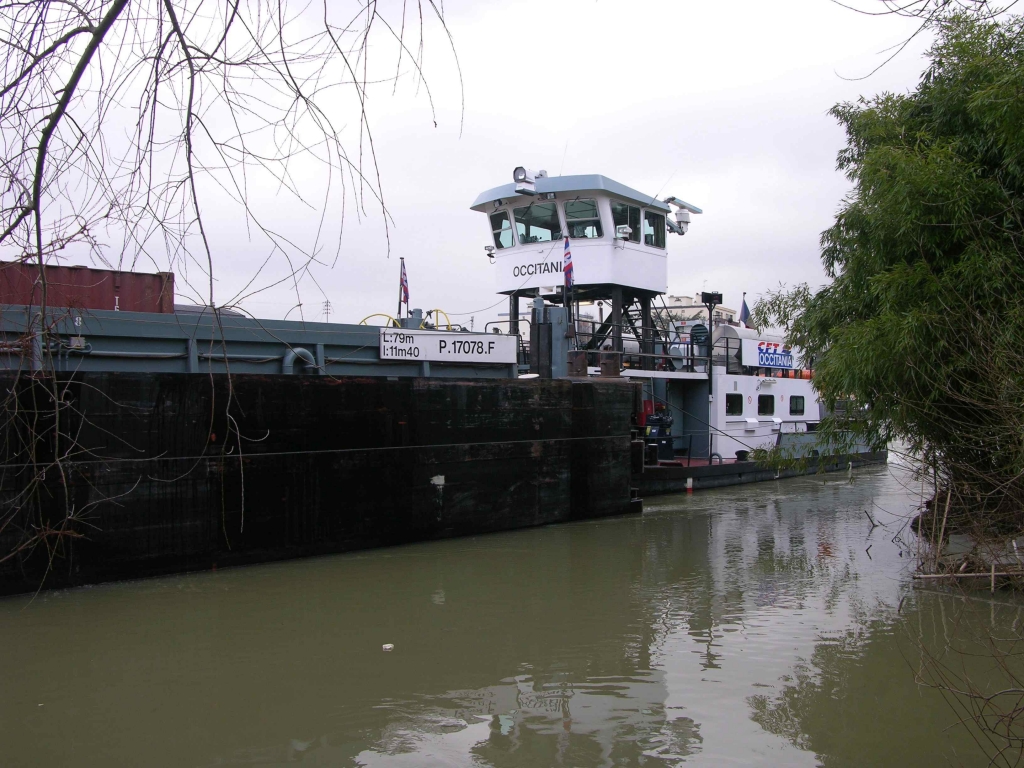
[0,465,1015,766]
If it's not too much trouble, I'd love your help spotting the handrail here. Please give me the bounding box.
[359,313,400,328]
[484,319,531,334]
[421,309,453,330]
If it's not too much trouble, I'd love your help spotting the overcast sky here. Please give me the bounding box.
[178,0,933,326]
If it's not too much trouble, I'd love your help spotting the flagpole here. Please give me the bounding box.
[563,238,577,350]
[574,296,580,351]
[395,257,403,319]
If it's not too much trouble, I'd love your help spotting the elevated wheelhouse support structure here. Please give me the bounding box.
[473,172,702,376]
[531,284,660,370]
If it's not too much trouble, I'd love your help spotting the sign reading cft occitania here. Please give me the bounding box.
[741,338,796,369]
[379,329,518,364]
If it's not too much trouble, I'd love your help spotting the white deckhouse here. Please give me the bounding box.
[471,169,821,463]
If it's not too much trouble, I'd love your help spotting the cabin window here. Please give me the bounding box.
[564,199,603,239]
[790,395,805,416]
[490,211,514,249]
[514,202,561,243]
[758,394,775,416]
[726,393,743,416]
[611,201,641,242]
[643,210,666,248]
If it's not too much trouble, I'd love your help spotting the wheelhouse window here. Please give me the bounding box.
[611,201,641,242]
[564,199,603,239]
[790,395,805,416]
[758,394,775,416]
[643,210,666,248]
[726,393,743,416]
[514,203,561,243]
[490,211,514,249]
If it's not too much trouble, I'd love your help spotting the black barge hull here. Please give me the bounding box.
[635,450,889,496]
[0,373,640,596]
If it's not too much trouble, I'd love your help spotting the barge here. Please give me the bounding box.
[0,168,882,593]
[467,168,885,494]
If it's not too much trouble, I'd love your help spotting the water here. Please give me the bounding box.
[1,464,1019,766]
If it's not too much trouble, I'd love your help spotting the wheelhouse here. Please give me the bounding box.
[471,173,699,300]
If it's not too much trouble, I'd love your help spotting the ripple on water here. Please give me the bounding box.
[0,464,1014,767]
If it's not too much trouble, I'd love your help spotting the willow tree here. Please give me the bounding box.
[754,13,1024,527]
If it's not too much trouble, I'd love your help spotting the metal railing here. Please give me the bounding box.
[571,318,711,372]
[711,337,743,374]
[483,319,530,365]
[478,313,777,376]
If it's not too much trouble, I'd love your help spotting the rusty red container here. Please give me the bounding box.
[0,261,174,313]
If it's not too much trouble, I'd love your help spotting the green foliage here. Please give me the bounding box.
[753,14,1024,510]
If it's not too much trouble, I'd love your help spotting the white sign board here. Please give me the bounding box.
[493,241,667,295]
[379,329,518,364]
[741,338,796,369]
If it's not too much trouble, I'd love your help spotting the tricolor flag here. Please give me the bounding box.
[739,292,750,327]
[563,237,574,289]
[400,259,410,306]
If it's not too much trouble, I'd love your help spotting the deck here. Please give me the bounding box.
[634,451,889,495]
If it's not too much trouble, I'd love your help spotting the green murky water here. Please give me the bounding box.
[1,464,1018,766]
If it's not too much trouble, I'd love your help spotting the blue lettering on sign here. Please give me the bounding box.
[757,342,794,369]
